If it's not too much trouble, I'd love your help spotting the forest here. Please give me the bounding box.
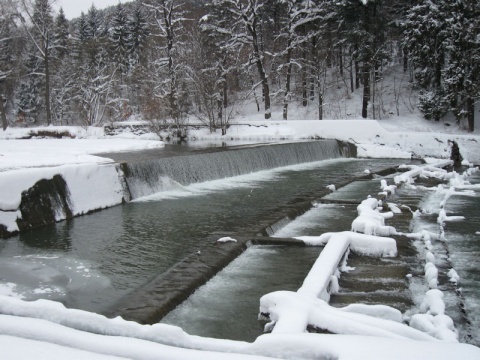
[0,0,479,134]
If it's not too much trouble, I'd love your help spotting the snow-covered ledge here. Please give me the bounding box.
[259,230,404,338]
[295,231,397,301]
[394,160,453,185]
[258,171,459,342]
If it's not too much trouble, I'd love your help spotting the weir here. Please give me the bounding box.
[0,140,354,238]
[120,140,355,199]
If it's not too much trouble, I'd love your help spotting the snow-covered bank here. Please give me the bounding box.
[187,119,480,164]
[1,294,479,360]
[0,130,165,236]
[0,163,128,234]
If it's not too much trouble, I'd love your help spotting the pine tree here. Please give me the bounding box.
[404,0,448,121]
[127,3,149,67]
[20,0,55,125]
[0,0,16,130]
[109,3,129,74]
[74,12,89,44]
[51,8,74,125]
[441,0,480,132]
[53,8,69,59]
[17,51,42,123]
[87,4,102,40]
[336,0,391,119]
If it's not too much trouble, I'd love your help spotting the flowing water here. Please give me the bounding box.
[0,142,424,342]
[2,138,474,345]
[162,245,322,342]
[410,171,480,345]
[0,153,401,313]
[162,170,480,344]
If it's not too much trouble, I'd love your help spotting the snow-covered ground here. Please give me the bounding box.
[1,103,480,359]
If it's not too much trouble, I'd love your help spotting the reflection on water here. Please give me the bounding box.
[0,157,406,314]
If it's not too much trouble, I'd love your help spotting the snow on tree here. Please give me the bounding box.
[404,0,448,121]
[52,7,69,58]
[144,0,190,134]
[87,4,102,40]
[109,4,129,75]
[441,0,479,132]
[50,8,74,125]
[404,0,479,129]
[16,50,42,123]
[206,0,273,120]
[19,0,55,126]
[336,0,392,119]
[127,3,149,67]
[196,3,242,134]
[76,48,116,127]
[0,0,17,130]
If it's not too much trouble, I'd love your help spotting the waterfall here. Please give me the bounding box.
[122,140,353,199]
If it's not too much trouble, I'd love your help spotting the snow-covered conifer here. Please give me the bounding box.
[19,0,56,125]
[109,3,129,74]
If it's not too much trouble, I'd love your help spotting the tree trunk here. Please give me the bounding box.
[339,45,344,78]
[362,65,370,118]
[216,96,222,133]
[355,49,360,89]
[262,77,271,119]
[403,46,408,73]
[45,43,52,125]
[309,36,316,101]
[350,58,354,93]
[467,97,475,132]
[0,92,7,131]
[318,92,323,120]
[283,38,292,120]
[302,47,308,106]
[249,22,270,119]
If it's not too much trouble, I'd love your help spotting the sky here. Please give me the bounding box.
[55,0,130,19]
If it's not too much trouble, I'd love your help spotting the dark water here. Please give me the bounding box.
[162,245,322,342]
[0,157,406,318]
[406,170,480,345]
[437,172,480,345]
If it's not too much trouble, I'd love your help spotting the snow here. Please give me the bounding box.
[217,236,237,243]
[1,107,480,358]
[351,198,396,236]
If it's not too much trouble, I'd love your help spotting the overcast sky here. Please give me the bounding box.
[56,0,129,20]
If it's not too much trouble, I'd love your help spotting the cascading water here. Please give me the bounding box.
[122,140,350,199]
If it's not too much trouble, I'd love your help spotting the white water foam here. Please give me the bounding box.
[134,158,351,202]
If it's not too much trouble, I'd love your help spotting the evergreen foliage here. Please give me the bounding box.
[0,0,478,132]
